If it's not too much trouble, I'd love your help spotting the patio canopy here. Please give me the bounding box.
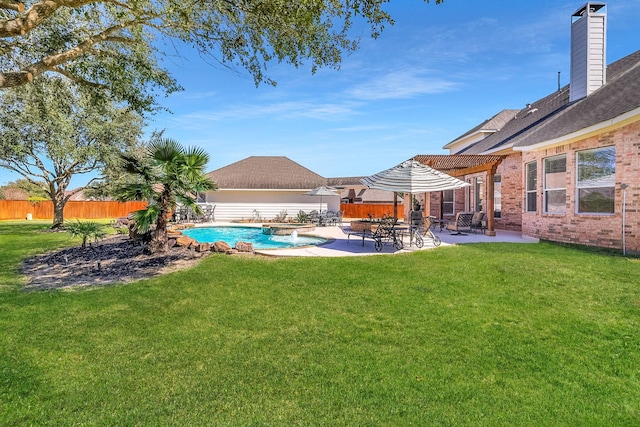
[361,160,470,194]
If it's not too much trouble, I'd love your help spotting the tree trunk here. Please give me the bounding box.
[51,193,66,229]
[149,203,170,253]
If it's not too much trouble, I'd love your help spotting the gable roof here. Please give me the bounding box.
[206,156,327,190]
[444,109,519,150]
[457,49,640,154]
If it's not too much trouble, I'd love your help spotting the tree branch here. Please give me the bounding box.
[0,1,25,13]
[0,0,59,38]
[0,17,146,88]
[0,0,98,38]
[0,159,50,181]
[51,66,106,88]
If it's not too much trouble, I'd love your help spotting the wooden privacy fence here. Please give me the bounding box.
[340,203,400,219]
[0,200,148,220]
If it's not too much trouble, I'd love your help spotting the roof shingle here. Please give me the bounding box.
[457,49,640,154]
[206,156,327,190]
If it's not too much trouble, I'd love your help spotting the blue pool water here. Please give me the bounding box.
[181,226,326,250]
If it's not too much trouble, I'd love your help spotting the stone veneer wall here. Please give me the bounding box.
[521,120,640,254]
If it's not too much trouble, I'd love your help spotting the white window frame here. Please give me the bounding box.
[442,189,454,216]
[525,161,537,212]
[543,155,567,214]
[576,146,616,214]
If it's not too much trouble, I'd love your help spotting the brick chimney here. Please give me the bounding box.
[570,2,607,102]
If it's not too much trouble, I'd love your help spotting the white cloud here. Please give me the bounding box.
[161,100,361,130]
[346,69,460,100]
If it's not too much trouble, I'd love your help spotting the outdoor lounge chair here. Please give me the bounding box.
[470,212,487,234]
[341,219,373,246]
[446,212,474,235]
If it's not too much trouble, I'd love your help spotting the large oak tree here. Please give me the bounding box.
[0,76,144,228]
[0,0,442,113]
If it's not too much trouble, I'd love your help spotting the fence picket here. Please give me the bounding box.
[0,200,148,220]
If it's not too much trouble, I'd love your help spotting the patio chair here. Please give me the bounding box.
[308,210,321,226]
[323,210,341,226]
[470,212,487,234]
[446,212,474,235]
[174,206,188,223]
[371,215,403,251]
[202,204,215,222]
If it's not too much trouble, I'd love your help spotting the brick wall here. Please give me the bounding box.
[495,153,523,231]
[521,120,640,254]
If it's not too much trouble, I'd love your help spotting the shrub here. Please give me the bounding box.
[296,210,310,223]
[65,221,107,248]
[273,210,288,222]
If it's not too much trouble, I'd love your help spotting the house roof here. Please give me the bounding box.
[327,176,367,187]
[444,109,519,149]
[457,49,640,154]
[206,156,327,190]
[357,188,402,203]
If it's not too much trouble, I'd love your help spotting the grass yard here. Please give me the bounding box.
[1,222,639,425]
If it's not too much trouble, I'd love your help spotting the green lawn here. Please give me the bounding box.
[1,222,639,426]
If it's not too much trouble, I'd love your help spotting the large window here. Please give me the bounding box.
[526,161,537,212]
[442,190,454,215]
[577,147,616,213]
[544,155,566,213]
[494,174,502,218]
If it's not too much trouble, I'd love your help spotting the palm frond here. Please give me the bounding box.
[114,183,157,202]
[192,176,217,193]
[131,206,160,233]
[150,138,182,163]
[120,154,156,181]
[183,147,210,169]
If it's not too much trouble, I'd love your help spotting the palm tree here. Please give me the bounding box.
[116,138,216,253]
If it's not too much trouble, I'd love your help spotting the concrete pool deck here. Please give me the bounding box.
[197,222,539,257]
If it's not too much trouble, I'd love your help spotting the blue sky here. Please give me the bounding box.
[2,0,640,187]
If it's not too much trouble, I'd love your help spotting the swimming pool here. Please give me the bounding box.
[181,226,326,250]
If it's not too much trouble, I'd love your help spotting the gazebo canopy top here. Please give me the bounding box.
[412,154,505,176]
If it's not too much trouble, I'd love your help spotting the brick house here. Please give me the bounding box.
[414,3,639,254]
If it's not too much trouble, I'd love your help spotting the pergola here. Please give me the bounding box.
[412,154,505,236]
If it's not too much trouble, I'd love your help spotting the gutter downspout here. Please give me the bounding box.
[621,183,628,256]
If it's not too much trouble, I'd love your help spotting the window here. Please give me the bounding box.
[526,161,537,212]
[442,190,454,215]
[494,174,502,218]
[474,177,484,212]
[577,147,615,213]
[544,155,566,213]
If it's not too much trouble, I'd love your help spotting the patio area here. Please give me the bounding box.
[204,221,538,257]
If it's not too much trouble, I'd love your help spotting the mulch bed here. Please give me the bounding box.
[20,235,210,291]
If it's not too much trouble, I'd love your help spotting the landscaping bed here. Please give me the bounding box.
[20,234,208,290]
